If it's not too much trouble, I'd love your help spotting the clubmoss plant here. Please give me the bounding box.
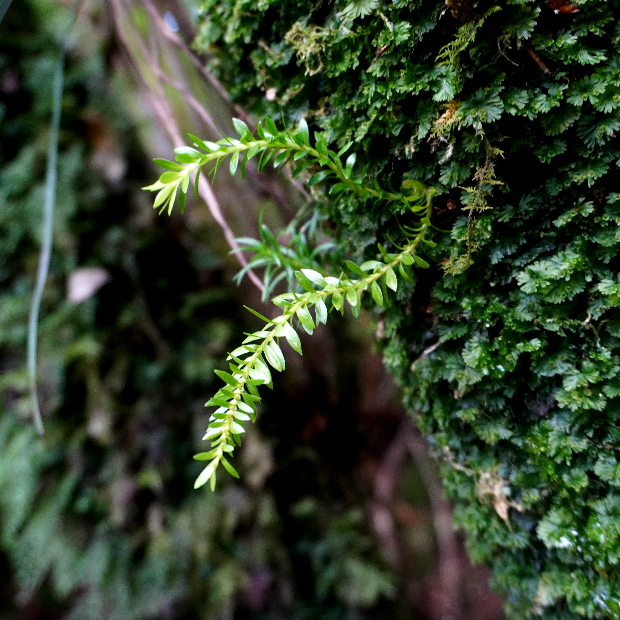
[145,117,438,490]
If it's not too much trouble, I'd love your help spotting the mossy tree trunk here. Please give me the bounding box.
[192,0,620,617]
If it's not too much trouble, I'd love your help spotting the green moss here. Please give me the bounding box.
[194,0,620,617]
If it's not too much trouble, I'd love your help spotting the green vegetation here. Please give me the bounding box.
[177,0,620,617]
[146,117,438,490]
[1,2,426,618]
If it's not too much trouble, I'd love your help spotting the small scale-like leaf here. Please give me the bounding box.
[233,410,251,421]
[296,306,316,331]
[254,357,272,385]
[206,396,232,408]
[401,253,414,265]
[233,118,251,138]
[346,288,359,307]
[293,150,307,161]
[230,150,240,176]
[371,281,384,306]
[193,450,217,461]
[345,153,356,169]
[159,171,181,184]
[273,149,291,168]
[360,260,383,272]
[386,267,398,291]
[265,117,278,136]
[337,141,353,157]
[282,322,302,354]
[295,270,316,293]
[230,420,246,435]
[153,184,175,209]
[345,260,367,278]
[297,118,310,145]
[293,160,313,177]
[154,158,185,171]
[308,170,332,186]
[399,262,415,283]
[203,426,223,440]
[258,149,275,171]
[221,457,240,478]
[329,182,348,195]
[215,369,239,386]
[243,305,273,323]
[176,152,199,164]
[242,392,261,404]
[413,255,430,268]
[174,146,201,158]
[237,401,255,414]
[194,461,216,489]
[315,139,328,155]
[315,298,328,324]
[332,290,344,312]
[265,341,286,372]
[301,269,327,288]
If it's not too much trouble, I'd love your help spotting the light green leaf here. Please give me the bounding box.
[301,269,328,288]
[203,426,223,440]
[297,118,310,145]
[337,141,353,157]
[244,305,273,323]
[193,450,217,461]
[401,253,414,265]
[230,420,246,435]
[346,288,359,307]
[295,270,317,293]
[296,306,316,331]
[154,158,185,171]
[265,341,286,371]
[282,322,303,354]
[413,255,430,268]
[221,457,240,478]
[230,150,240,175]
[194,461,216,489]
[254,357,272,385]
[308,170,332,185]
[360,260,383,271]
[386,267,398,291]
[232,117,251,137]
[371,281,383,306]
[153,184,174,209]
[215,369,239,386]
[399,262,414,283]
[332,290,344,312]
[315,299,328,324]
[265,117,278,136]
[206,396,231,408]
[174,146,201,158]
[345,260,367,278]
[237,401,255,414]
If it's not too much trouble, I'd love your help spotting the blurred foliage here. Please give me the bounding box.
[0,1,420,618]
[194,0,620,618]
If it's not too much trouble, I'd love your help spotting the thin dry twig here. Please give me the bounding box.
[110,0,264,292]
[138,0,248,120]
